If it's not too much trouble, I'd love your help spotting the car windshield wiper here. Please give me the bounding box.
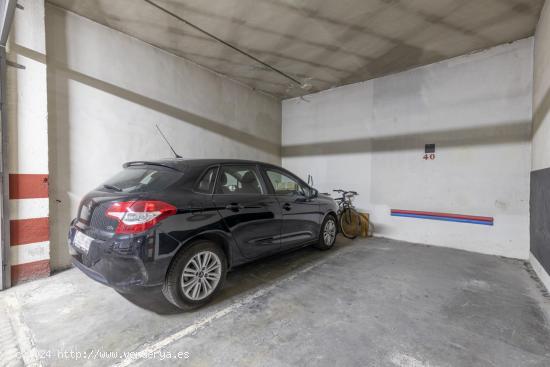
[103,184,122,192]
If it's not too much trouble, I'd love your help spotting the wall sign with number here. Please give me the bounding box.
[423,144,436,160]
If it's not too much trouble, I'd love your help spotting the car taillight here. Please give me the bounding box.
[106,200,177,234]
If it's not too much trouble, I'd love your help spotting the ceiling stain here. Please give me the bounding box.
[46,0,545,99]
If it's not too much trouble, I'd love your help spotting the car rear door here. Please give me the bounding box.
[262,167,322,249]
[212,164,282,259]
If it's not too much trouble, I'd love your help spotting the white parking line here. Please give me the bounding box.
[113,254,335,367]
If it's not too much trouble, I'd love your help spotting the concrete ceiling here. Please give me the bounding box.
[47,0,545,99]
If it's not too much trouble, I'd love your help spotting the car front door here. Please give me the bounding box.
[263,168,322,249]
[212,164,282,259]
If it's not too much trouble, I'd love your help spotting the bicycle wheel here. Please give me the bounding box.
[339,208,362,239]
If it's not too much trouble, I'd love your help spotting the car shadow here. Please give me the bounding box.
[117,236,355,315]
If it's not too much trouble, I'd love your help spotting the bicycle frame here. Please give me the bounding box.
[334,190,358,223]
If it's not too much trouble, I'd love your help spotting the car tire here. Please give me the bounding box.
[315,214,337,250]
[162,240,227,310]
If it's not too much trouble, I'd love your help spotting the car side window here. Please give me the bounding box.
[215,166,264,195]
[196,167,218,194]
[266,170,305,196]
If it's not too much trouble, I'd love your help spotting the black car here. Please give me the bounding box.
[68,159,339,310]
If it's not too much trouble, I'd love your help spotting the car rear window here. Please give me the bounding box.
[100,167,183,193]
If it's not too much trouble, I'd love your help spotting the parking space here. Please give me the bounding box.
[2,237,549,366]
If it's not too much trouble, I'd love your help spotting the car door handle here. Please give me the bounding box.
[225,203,244,212]
[282,203,292,211]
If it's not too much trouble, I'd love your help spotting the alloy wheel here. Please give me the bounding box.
[324,218,336,246]
[180,251,222,301]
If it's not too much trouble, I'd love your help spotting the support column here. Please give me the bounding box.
[6,0,50,285]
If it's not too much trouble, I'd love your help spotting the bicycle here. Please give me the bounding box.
[333,189,362,239]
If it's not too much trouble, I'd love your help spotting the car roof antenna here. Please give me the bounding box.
[156,124,182,159]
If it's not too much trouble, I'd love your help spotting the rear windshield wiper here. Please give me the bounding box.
[103,184,122,192]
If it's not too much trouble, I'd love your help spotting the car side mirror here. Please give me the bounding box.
[309,188,319,199]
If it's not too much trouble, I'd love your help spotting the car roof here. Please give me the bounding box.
[123,158,310,186]
[123,158,284,171]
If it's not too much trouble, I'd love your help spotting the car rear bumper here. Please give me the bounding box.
[68,222,169,291]
[71,258,110,285]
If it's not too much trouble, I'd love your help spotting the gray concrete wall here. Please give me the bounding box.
[45,5,281,270]
[282,39,533,259]
[532,0,550,172]
[530,0,550,291]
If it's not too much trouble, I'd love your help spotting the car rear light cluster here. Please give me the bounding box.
[106,200,177,234]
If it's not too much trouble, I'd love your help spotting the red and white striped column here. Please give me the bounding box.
[9,174,50,284]
[6,0,50,285]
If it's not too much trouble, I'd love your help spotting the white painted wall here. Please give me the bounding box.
[46,5,281,270]
[283,39,533,259]
[7,1,49,175]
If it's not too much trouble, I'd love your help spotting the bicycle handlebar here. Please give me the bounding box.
[333,189,359,195]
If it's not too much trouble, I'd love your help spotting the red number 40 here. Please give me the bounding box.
[423,154,436,160]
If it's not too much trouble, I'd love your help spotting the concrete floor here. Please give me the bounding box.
[1,237,549,367]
